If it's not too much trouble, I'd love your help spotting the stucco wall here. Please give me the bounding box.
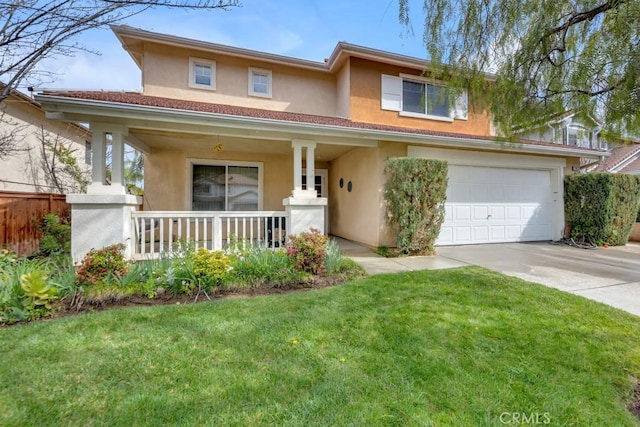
[328,147,380,246]
[336,62,350,119]
[348,57,493,136]
[328,142,407,247]
[142,42,337,117]
[144,143,293,212]
[0,95,90,193]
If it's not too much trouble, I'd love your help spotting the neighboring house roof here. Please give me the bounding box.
[39,90,606,157]
[593,144,640,173]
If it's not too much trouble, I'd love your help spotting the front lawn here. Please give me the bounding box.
[1,266,639,426]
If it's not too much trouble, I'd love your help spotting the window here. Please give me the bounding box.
[381,74,467,121]
[190,161,262,211]
[248,67,272,98]
[189,57,216,90]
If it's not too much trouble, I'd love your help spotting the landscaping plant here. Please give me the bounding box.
[36,213,71,256]
[75,244,128,287]
[383,157,448,255]
[286,228,328,275]
[565,173,640,245]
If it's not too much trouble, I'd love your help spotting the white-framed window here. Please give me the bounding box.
[381,74,468,121]
[189,57,216,90]
[188,159,262,211]
[563,125,592,148]
[248,67,272,98]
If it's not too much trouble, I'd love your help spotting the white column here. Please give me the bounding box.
[291,140,317,198]
[292,141,303,195]
[110,130,125,190]
[306,143,316,197]
[87,123,127,195]
[89,126,106,189]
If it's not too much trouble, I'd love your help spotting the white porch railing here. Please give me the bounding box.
[131,211,288,259]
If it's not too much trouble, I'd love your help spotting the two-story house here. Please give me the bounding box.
[35,25,606,262]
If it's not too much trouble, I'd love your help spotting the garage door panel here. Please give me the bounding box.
[437,165,553,245]
[454,206,471,220]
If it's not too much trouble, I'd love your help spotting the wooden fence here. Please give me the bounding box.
[0,191,70,256]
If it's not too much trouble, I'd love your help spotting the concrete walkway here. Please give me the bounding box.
[336,238,640,317]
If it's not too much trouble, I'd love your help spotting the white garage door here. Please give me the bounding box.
[437,165,553,245]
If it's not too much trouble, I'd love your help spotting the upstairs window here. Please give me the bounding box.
[248,67,272,98]
[381,74,467,121]
[189,57,216,90]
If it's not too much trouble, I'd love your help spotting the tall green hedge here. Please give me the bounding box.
[564,173,640,246]
[384,158,448,255]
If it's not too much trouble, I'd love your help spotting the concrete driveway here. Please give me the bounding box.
[339,238,640,317]
[439,242,640,316]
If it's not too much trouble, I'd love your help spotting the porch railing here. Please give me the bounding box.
[131,211,288,259]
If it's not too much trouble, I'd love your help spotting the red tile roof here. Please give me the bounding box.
[594,143,640,172]
[41,90,605,153]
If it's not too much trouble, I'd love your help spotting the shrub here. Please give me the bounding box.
[230,247,301,288]
[286,228,328,275]
[192,248,231,289]
[637,203,640,223]
[37,213,71,256]
[75,244,128,287]
[383,157,448,255]
[20,270,59,316]
[0,253,65,323]
[565,173,640,245]
[325,240,366,279]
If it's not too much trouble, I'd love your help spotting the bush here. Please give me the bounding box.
[230,247,301,288]
[565,173,640,246]
[383,158,448,255]
[286,228,328,275]
[75,244,128,287]
[325,240,366,279]
[636,203,640,223]
[0,252,70,323]
[37,213,71,256]
[192,248,231,289]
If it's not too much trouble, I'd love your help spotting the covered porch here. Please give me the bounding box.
[37,93,377,262]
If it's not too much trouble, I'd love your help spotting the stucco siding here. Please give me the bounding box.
[142,42,337,116]
[349,57,493,136]
[143,143,293,212]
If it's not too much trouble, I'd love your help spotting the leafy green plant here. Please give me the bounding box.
[1,255,50,323]
[20,270,58,315]
[75,244,128,287]
[192,248,231,289]
[37,213,71,256]
[230,247,302,288]
[375,245,400,258]
[325,240,366,279]
[383,158,448,255]
[285,228,328,275]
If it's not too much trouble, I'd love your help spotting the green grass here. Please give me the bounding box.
[1,266,639,426]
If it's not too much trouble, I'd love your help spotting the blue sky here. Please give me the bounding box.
[37,0,428,91]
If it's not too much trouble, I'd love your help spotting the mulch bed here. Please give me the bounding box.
[51,275,345,319]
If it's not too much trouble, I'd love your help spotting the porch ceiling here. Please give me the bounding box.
[128,129,356,161]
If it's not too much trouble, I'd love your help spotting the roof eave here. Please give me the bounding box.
[35,94,604,158]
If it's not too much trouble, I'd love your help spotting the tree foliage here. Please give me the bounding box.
[399,0,640,139]
[0,0,239,103]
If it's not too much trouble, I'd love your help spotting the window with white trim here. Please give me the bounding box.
[84,141,92,166]
[189,57,216,90]
[248,67,272,98]
[381,74,467,120]
[190,161,262,211]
